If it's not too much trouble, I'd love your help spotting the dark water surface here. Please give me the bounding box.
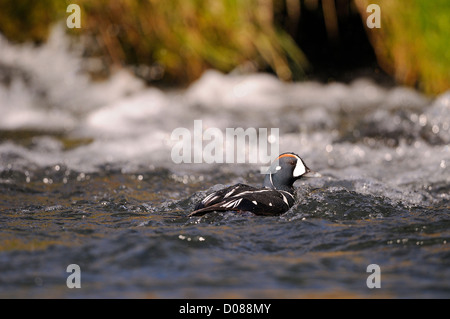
[0,27,449,298]
[1,162,449,298]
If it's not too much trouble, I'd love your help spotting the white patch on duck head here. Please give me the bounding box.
[292,156,307,177]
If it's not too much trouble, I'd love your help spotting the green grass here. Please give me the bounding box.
[0,0,448,94]
[0,0,64,43]
[70,0,308,83]
[356,0,450,95]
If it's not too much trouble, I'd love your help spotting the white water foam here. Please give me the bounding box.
[0,26,449,207]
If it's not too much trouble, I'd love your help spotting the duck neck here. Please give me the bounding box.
[263,173,295,193]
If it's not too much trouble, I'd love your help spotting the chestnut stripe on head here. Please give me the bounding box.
[276,153,299,160]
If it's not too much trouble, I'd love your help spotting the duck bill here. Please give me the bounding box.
[303,167,322,178]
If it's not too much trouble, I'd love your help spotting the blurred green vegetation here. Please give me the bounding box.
[76,0,308,83]
[0,0,448,94]
[355,0,450,95]
[0,0,64,43]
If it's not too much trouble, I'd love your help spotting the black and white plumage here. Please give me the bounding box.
[189,152,312,216]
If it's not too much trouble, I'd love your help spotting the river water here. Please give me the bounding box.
[0,27,449,298]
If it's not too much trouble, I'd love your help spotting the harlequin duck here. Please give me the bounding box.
[189,152,314,216]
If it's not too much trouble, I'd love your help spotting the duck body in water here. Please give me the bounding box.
[189,153,313,216]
